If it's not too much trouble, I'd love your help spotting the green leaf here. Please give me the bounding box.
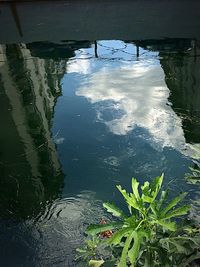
[141,181,152,203]
[160,192,187,217]
[189,167,200,174]
[158,190,169,210]
[116,185,131,204]
[107,227,132,246]
[103,202,127,218]
[120,230,135,267]
[178,251,200,267]
[131,178,140,200]
[128,231,142,265]
[144,248,154,267]
[141,181,149,193]
[117,185,139,211]
[150,173,164,200]
[163,205,190,220]
[150,202,158,216]
[124,214,138,228]
[142,195,153,203]
[164,235,200,248]
[85,222,123,236]
[156,219,177,231]
[89,259,104,267]
[141,174,164,203]
[76,248,87,253]
[160,236,200,257]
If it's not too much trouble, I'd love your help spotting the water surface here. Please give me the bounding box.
[0,39,200,266]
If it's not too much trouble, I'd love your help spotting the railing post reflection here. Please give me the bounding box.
[136,45,139,58]
[94,40,98,58]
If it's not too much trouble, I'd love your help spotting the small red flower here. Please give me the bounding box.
[100,219,113,238]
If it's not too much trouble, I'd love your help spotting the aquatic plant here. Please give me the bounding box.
[77,174,200,266]
[186,146,200,185]
[185,146,200,226]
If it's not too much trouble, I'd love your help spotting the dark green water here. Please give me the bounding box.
[0,40,200,266]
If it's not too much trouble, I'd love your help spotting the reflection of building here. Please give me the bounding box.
[160,41,200,144]
[0,43,67,218]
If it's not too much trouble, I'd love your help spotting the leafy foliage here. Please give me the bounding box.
[77,174,200,267]
[185,145,200,185]
[186,166,200,185]
[185,146,200,224]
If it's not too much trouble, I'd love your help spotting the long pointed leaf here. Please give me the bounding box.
[156,219,177,231]
[160,192,187,217]
[128,231,141,266]
[117,185,138,211]
[163,205,190,220]
[119,230,135,267]
[107,227,132,246]
[132,178,140,200]
[103,202,127,218]
[150,173,164,200]
[157,190,169,210]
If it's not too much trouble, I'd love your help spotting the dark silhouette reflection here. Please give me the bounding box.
[159,41,200,144]
[27,41,91,59]
[0,41,93,220]
[134,39,192,53]
[0,44,63,219]
[0,43,81,220]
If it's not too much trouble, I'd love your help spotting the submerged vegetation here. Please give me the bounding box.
[77,174,200,267]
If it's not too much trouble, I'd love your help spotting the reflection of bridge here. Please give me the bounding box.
[0,0,200,43]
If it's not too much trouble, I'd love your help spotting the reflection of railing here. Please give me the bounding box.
[94,41,140,59]
[10,2,23,37]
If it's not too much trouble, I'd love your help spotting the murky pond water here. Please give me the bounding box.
[0,39,200,266]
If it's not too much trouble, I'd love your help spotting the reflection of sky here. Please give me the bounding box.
[52,39,195,227]
[66,41,185,151]
[49,41,198,266]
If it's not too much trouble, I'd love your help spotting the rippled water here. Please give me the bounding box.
[0,39,200,266]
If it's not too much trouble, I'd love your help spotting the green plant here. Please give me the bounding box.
[185,146,200,227]
[186,166,200,185]
[185,145,200,185]
[80,174,200,267]
[76,237,101,262]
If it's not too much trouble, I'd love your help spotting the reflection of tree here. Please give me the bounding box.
[0,43,67,219]
[160,41,200,144]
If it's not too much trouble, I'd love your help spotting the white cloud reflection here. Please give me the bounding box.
[75,60,186,150]
[67,54,91,75]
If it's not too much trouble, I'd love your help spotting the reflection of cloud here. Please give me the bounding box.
[67,55,91,75]
[54,137,65,145]
[76,61,185,150]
